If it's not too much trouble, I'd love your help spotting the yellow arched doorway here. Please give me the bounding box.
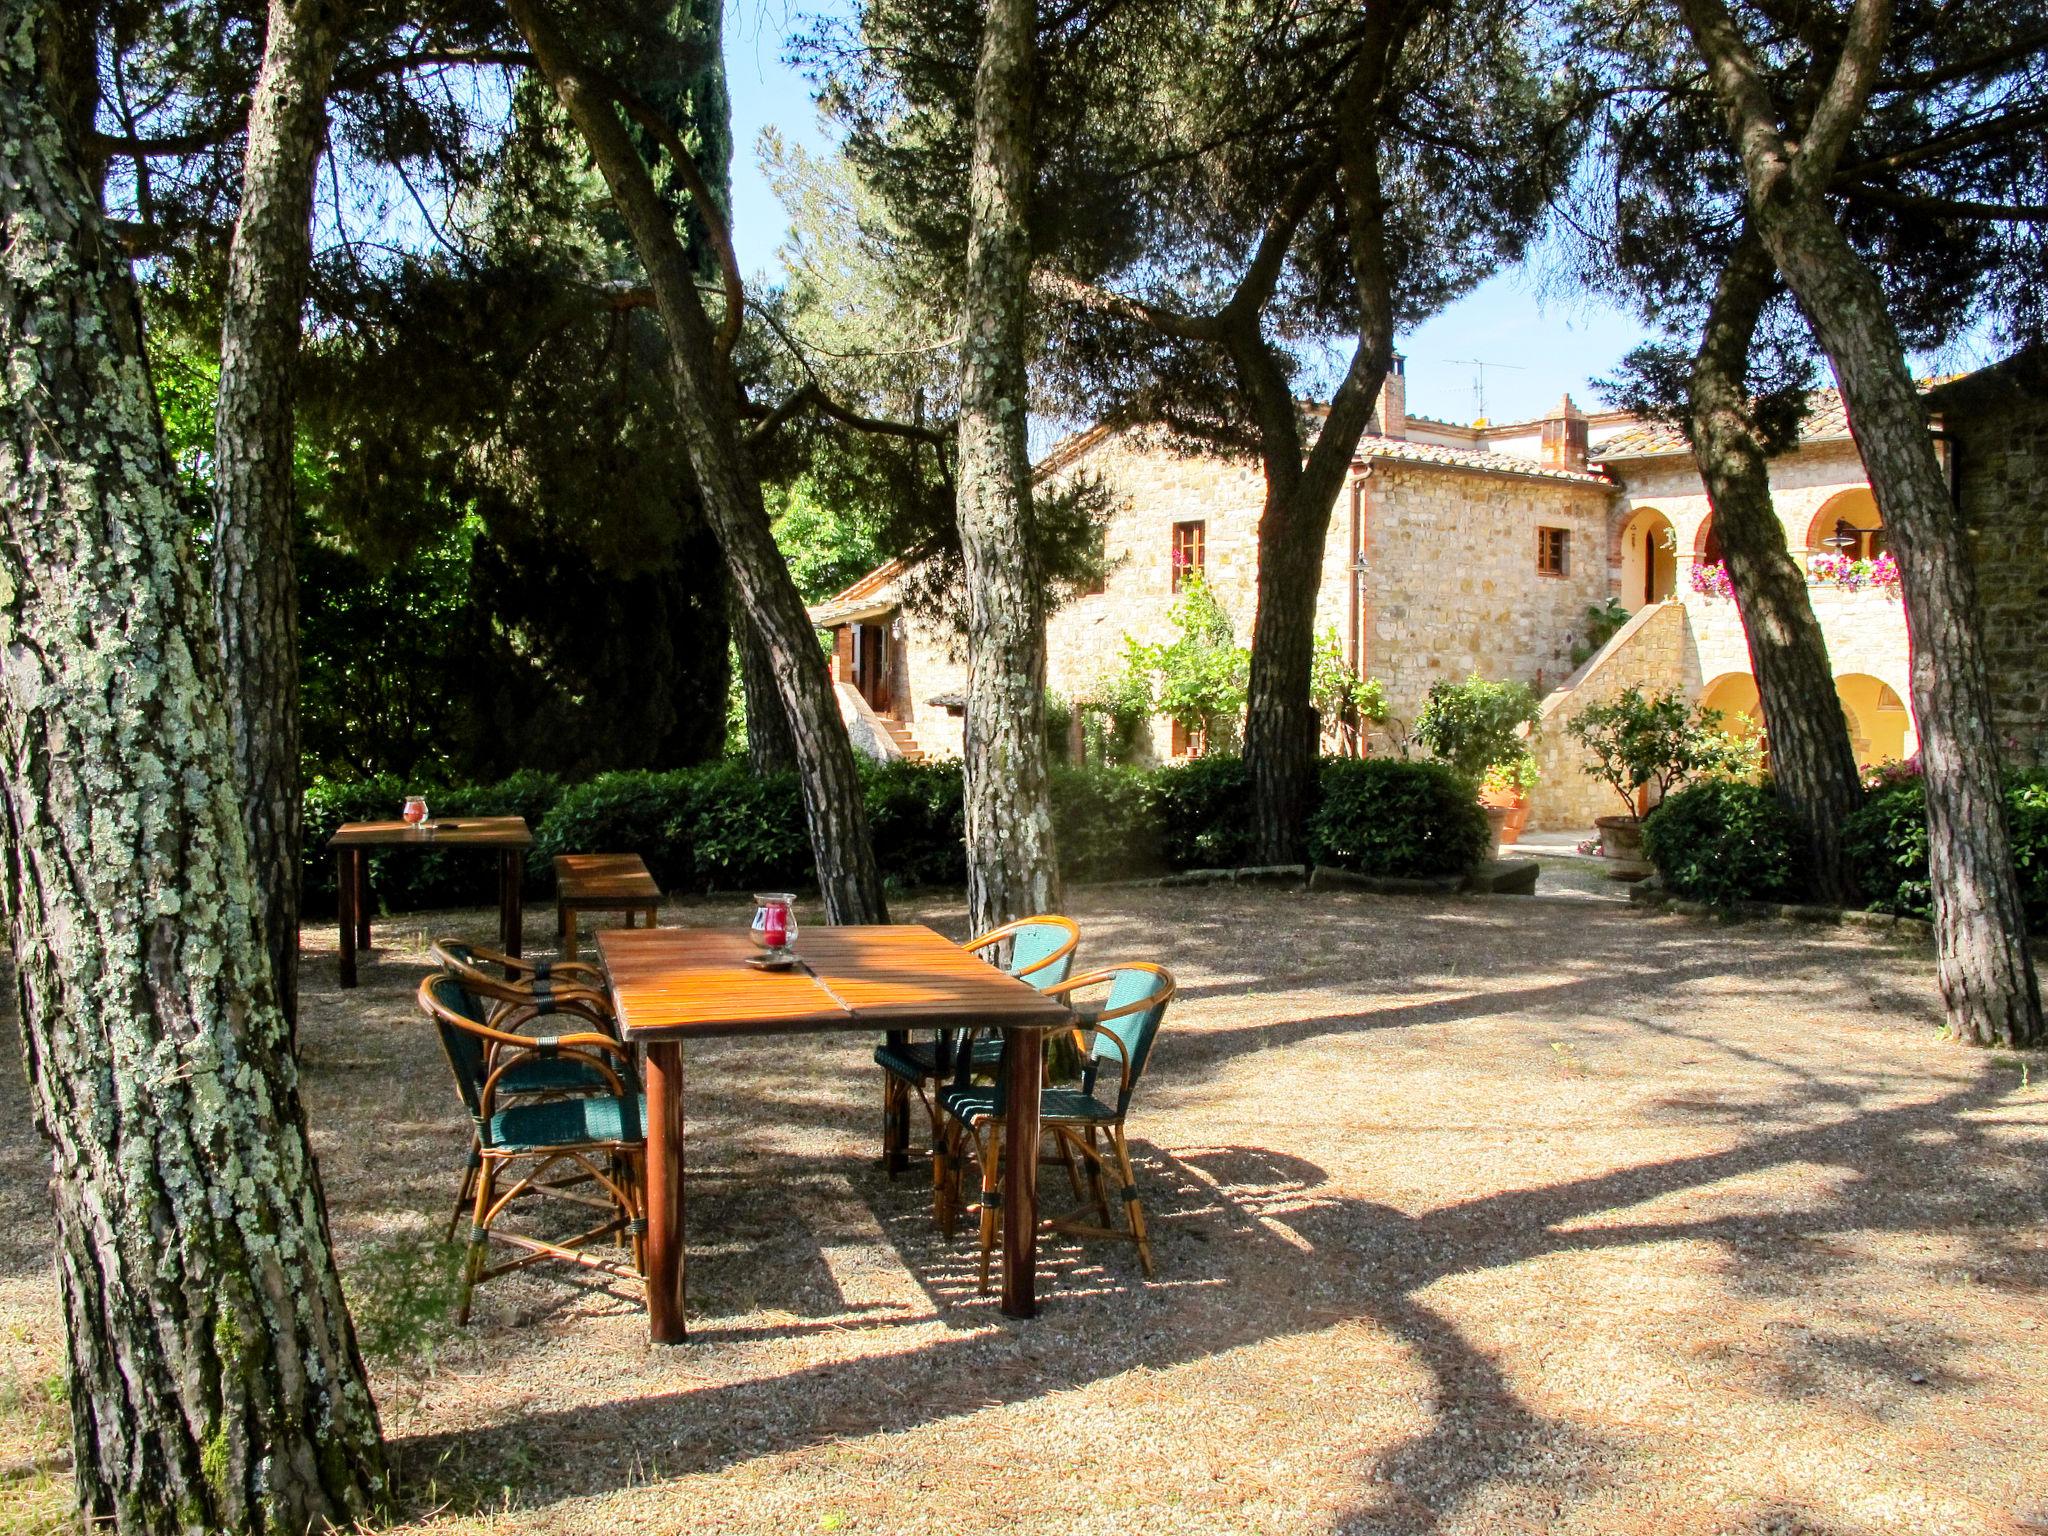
[1836,673,1912,769]
[1618,506,1676,611]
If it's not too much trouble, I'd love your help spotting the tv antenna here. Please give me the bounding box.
[1441,357,1526,422]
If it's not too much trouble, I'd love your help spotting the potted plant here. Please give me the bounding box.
[1414,676,1541,854]
[1564,685,1757,868]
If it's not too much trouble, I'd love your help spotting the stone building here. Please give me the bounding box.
[810,359,1976,831]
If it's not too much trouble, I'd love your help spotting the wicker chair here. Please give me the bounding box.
[418,974,646,1323]
[431,938,613,1029]
[938,963,1176,1290]
[874,915,1079,1194]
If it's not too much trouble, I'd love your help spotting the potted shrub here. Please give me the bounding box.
[1564,686,1757,868]
[1414,676,1541,853]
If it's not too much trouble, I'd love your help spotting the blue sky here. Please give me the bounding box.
[720,0,1660,426]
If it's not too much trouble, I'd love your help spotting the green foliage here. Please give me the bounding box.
[531,770,713,894]
[1569,598,1632,669]
[1117,574,1250,753]
[1642,779,1804,906]
[770,478,890,604]
[1413,675,1540,783]
[1150,755,1255,869]
[858,760,967,888]
[1311,628,1389,735]
[1844,771,2048,932]
[1043,692,1075,763]
[1308,759,1493,878]
[1565,686,1758,819]
[1050,764,1165,882]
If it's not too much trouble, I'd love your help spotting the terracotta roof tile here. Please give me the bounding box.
[1358,435,1613,485]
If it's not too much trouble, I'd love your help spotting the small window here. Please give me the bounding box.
[1536,526,1570,577]
[1171,520,1205,591]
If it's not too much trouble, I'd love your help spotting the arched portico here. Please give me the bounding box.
[1805,486,1883,559]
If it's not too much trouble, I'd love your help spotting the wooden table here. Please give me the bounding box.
[328,817,532,988]
[553,853,662,959]
[598,924,1075,1343]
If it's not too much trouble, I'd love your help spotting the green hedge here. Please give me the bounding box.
[1842,770,2048,930]
[1308,758,1492,878]
[302,754,1493,916]
[1641,769,2048,931]
[1641,779,1805,907]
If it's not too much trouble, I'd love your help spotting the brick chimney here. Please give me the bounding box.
[1372,352,1406,439]
[1541,393,1589,470]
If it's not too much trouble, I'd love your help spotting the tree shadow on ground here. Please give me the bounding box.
[392,1065,2044,1531]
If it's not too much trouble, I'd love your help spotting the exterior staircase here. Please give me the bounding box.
[877,715,927,763]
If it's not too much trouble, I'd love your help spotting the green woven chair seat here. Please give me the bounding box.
[497,1055,614,1096]
[875,1036,1004,1084]
[485,1092,645,1152]
[938,1084,1116,1128]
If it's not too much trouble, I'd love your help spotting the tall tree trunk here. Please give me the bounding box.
[737,601,798,775]
[212,0,353,1031]
[1243,37,1399,865]
[955,0,1060,930]
[1689,233,1863,902]
[1682,0,2041,1046]
[507,0,887,921]
[0,9,387,1528]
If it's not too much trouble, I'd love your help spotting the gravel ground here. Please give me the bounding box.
[4,884,2046,1535]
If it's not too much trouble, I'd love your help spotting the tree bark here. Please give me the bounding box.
[0,8,387,1527]
[1682,0,2042,1046]
[507,0,887,922]
[212,0,353,1032]
[1242,30,1400,865]
[1688,232,1863,902]
[955,0,1061,931]
[737,601,798,776]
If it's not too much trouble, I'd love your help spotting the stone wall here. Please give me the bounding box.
[1932,349,2048,767]
[1528,601,1696,830]
[1362,463,1616,732]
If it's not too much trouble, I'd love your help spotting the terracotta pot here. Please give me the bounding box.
[1480,786,1531,847]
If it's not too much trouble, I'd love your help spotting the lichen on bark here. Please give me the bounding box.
[0,3,387,1528]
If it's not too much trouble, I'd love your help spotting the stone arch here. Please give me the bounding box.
[1835,671,1913,769]
[1693,514,1723,563]
[1617,505,1677,611]
[1805,486,1883,559]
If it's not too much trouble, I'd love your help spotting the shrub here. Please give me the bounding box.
[1642,779,1803,906]
[1308,758,1491,878]
[1052,764,1164,881]
[1565,685,1757,820]
[1844,769,2048,932]
[861,759,966,888]
[682,762,812,890]
[533,770,703,891]
[1413,675,1539,784]
[1151,755,1254,870]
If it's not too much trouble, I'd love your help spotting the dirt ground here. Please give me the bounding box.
[4,884,2046,1535]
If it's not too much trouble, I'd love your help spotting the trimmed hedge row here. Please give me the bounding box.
[1641,771,2048,931]
[303,755,1490,916]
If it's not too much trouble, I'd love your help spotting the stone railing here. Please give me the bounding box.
[1527,601,1693,831]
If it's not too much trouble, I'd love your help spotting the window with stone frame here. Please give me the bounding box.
[1171,519,1205,591]
[1536,525,1570,577]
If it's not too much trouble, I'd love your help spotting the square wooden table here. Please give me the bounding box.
[327,817,532,987]
[598,924,1075,1343]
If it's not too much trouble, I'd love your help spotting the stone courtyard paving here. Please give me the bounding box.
[4,885,2046,1534]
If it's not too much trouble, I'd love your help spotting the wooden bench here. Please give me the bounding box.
[553,854,662,959]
